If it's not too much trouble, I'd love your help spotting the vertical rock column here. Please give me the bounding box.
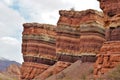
[21,23,56,80]
[56,9,105,63]
[56,10,81,63]
[79,10,105,62]
[94,0,120,78]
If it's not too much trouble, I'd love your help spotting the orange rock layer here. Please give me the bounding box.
[94,1,120,78]
[21,9,105,80]
[58,9,103,26]
[57,9,105,61]
[22,23,56,61]
[21,23,57,80]
[21,62,50,79]
[94,41,120,77]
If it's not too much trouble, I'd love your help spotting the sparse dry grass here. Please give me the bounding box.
[46,60,95,80]
[0,72,18,80]
[104,65,120,80]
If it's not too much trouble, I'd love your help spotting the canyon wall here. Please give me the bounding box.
[94,0,120,78]
[94,41,120,78]
[20,0,120,79]
[57,9,105,62]
[21,9,105,80]
[21,23,56,79]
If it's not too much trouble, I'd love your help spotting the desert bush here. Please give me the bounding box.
[70,7,75,11]
[89,67,94,74]
[81,74,87,80]
[105,64,120,80]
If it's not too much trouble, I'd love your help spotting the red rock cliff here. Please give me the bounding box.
[57,9,105,62]
[94,41,120,77]
[94,0,120,78]
[21,9,105,80]
[21,23,56,79]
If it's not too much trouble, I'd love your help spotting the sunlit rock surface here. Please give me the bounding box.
[21,9,105,80]
[94,0,120,78]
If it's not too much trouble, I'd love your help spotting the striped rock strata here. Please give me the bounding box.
[94,0,120,78]
[94,24,120,78]
[57,9,105,62]
[21,23,57,80]
[21,9,105,80]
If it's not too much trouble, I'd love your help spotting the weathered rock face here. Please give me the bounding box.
[105,15,120,41]
[56,10,81,62]
[21,9,105,80]
[58,9,104,26]
[57,9,105,62]
[98,0,120,29]
[106,27,120,41]
[21,62,50,79]
[94,0,120,78]
[21,23,56,79]
[79,22,105,55]
[35,61,71,80]
[98,0,120,17]
[94,41,120,78]
[22,23,56,62]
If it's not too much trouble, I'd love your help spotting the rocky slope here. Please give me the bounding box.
[46,60,94,80]
[34,61,71,80]
[0,64,21,80]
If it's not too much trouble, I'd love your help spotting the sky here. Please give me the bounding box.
[0,0,101,63]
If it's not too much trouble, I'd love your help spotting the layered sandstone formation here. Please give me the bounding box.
[56,10,81,63]
[20,0,120,79]
[21,23,56,79]
[22,23,56,62]
[94,28,120,78]
[57,9,105,62]
[21,9,105,80]
[94,0,120,78]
